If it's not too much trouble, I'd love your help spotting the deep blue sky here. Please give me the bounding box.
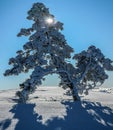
[0,0,113,90]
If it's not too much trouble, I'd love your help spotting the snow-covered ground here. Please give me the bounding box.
[0,87,113,130]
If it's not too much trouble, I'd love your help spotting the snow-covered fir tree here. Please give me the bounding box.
[4,2,113,103]
[4,2,75,102]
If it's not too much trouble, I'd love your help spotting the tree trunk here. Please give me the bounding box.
[16,90,29,103]
[68,83,80,101]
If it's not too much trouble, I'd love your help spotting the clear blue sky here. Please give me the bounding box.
[0,0,113,90]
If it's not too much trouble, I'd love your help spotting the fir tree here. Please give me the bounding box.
[4,3,75,102]
[4,2,113,103]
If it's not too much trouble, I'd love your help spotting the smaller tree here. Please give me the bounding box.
[72,45,113,95]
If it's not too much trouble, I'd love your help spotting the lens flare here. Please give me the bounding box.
[46,18,54,24]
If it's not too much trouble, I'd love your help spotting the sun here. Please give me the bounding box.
[46,17,54,24]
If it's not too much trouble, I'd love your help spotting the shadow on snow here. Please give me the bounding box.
[0,101,113,130]
[45,101,113,130]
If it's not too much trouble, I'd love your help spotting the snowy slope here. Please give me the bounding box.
[0,87,113,130]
